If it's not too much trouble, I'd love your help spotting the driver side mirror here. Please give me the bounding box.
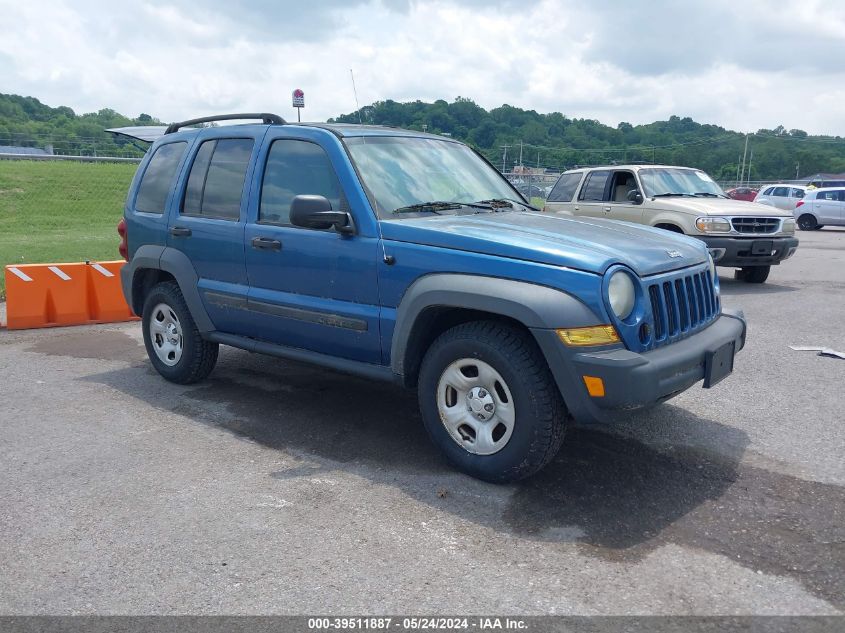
[627,190,644,205]
[289,195,354,234]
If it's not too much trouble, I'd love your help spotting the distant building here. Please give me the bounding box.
[800,172,845,187]
[0,145,54,155]
[512,165,547,176]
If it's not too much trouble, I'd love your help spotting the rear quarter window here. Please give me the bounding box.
[134,142,187,214]
[547,172,582,202]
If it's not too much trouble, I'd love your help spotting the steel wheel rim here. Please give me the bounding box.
[436,358,516,456]
[798,216,815,230]
[149,303,183,366]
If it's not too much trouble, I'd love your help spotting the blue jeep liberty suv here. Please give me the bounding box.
[111,113,747,483]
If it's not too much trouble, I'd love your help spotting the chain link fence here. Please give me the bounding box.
[0,155,139,297]
[502,171,561,205]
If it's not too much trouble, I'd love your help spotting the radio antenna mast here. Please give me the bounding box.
[349,69,390,264]
[350,69,364,125]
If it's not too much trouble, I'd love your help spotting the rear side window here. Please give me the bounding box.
[579,170,611,201]
[817,190,844,201]
[182,138,254,220]
[547,172,582,202]
[134,142,187,214]
[791,188,805,198]
[259,139,342,226]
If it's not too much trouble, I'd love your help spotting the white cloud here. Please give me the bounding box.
[0,0,842,135]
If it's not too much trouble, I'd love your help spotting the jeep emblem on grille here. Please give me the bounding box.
[666,250,683,258]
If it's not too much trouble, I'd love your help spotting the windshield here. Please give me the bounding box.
[638,168,726,198]
[344,136,522,218]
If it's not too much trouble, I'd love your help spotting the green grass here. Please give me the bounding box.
[0,160,136,298]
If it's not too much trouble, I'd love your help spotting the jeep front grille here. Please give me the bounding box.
[731,217,780,234]
[647,269,718,346]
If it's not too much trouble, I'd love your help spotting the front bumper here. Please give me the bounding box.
[697,235,798,267]
[532,309,746,424]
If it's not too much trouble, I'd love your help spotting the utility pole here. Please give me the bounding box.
[536,151,540,168]
[747,150,753,186]
[519,140,523,167]
[500,144,510,173]
[740,134,749,184]
[795,162,800,179]
[736,155,741,187]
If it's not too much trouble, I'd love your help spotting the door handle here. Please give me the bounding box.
[251,236,282,251]
[170,226,192,237]
[604,206,612,212]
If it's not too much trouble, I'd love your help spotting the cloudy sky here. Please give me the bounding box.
[2,0,844,135]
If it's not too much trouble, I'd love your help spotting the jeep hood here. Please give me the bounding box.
[380,212,707,277]
[649,197,792,217]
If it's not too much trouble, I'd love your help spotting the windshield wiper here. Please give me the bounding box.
[652,192,694,198]
[477,198,539,211]
[393,200,505,214]
[692,192,728,198]
[392,201,459,214]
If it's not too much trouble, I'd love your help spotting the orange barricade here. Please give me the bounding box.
[3,260,139,330]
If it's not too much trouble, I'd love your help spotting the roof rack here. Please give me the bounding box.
[164,113,286,135]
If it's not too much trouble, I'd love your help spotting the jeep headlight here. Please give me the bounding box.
[782,218,796,235]
[695,217,732,233]
[607,271,636,320]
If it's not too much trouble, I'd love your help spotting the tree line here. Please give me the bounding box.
[3,93,845,181]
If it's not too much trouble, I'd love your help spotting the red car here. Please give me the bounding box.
[725,187,759,202]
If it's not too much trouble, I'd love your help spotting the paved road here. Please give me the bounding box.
[1,230,843,615]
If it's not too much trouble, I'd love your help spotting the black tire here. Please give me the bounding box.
[739,265,770,284]
[797,214,818,231]
[417,320,567,483]
[141,281,218,384]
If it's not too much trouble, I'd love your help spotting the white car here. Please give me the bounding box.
[754,185,806,210]
[794,188,845,230]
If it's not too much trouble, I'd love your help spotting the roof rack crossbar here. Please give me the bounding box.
[164,113,286,134]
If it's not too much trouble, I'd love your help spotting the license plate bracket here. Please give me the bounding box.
[751,240,774,255]
[703,341,735,388]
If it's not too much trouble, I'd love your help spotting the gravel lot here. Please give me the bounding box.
[1,229,843,615]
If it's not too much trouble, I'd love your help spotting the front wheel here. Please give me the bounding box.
[738,265,771,284]
[417,321,567,483]
[142,281,219,384]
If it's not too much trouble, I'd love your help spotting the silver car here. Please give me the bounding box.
[794,188,845,230]
[754,184,806,210]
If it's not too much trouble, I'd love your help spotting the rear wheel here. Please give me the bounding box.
[142,281,218,384]
[737,265,770,284]
[418,321,566,483]
[797,214,819,231]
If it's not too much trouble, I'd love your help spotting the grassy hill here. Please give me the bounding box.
[0,160,134,298]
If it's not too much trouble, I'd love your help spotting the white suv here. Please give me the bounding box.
[544,165,798,284]
[754,185,806,210]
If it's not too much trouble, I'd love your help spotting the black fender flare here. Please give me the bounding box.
[390,273,601,377]
[121,245,215,333]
